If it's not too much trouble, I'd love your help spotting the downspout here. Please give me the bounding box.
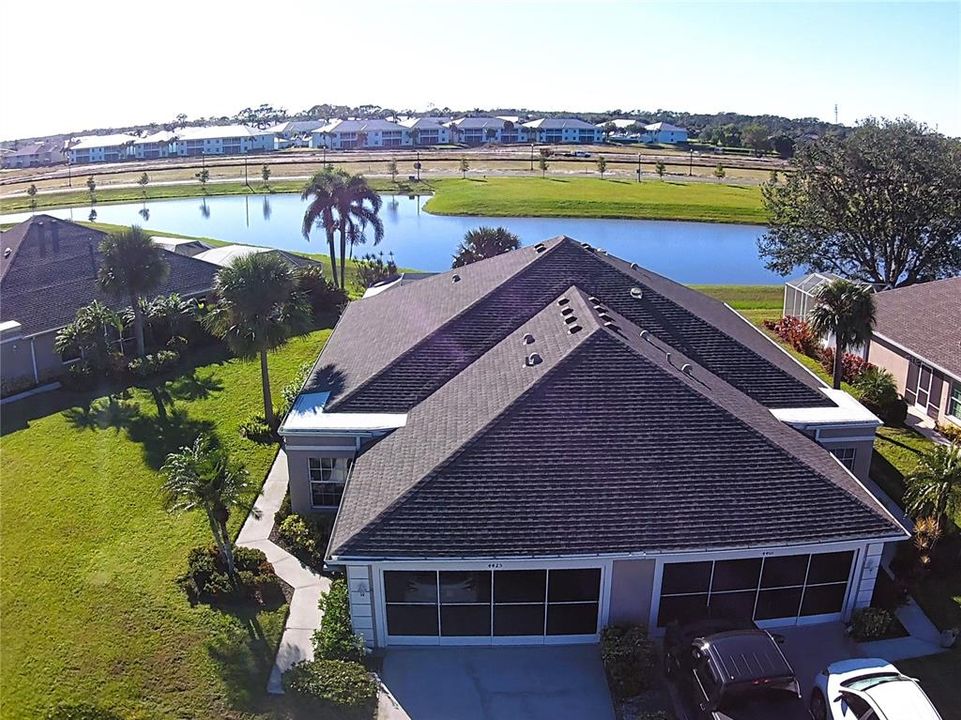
[30,337,38,384]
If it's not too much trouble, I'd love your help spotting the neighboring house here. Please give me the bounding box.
[67,134,139,164]
[866,276,961,428]
[173,125,276,156]
[193,243,321,270]
[448,117,525,145]
[644,122,689,144]
[0,216,219,396]
[280,236,906,649]
[151,236,212,257]
[524,118,603,144]
[597,119,643,131]
[269,120,326,149]
[1,141,64,168]
[399,117,451,146]
[312,120,409,150]
[131,131,178,160]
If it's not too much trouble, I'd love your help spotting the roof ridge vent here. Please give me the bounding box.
[681,363,693,376]
[630,287,643,299]
[639,329,651,340]
[557,297,570,306]
[598,313,613,322]
[522,333,535,345]
[525,352,543,367]
[451,273,461,283]
[568,325,582,334]
[564,315,577,325]
[561,307,574,316]
[587,296,599,303]
[603,321,619,330]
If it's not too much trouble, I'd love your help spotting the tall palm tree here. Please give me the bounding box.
[98,225,169,357]
[203,253,312,425]
[302,168,340,286]
[161,436,252,579]
[809,279,875,389]
[904,444,961,534]
[331,173,385,288]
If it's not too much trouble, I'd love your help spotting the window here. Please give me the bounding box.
[308,457,350,507]
[831,447,857,471]
[384,568,600,639]
[658,551,854,626]
[948,383,961,419]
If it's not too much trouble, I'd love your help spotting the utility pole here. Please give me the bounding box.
[636,153,641,183]
[530,143,535,172]
[244,155,249,189]
[689,149,694,177]
[834,103,838,124]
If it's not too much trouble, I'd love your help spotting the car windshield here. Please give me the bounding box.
[720,682,800,708]
[843,673,904,692]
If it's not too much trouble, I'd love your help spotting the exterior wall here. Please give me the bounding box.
[867,336,911,395]
[1,330,70,396]
[609,559,656,625]
[284,436,359,515]
[870,334,960,425]
[852,543,884,612]
[816,436,875,481]
[347,564,377,647]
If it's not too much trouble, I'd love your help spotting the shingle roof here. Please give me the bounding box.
[524,118,599,130]
[872,277,961,378]
[451,117,510,130]
[192,244,322,270]
[305,237,832,412]
[0,216,219,335]
[328,288,904,558]
[319,119,405,134]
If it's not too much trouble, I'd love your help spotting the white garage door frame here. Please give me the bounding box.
[370,557,614,647]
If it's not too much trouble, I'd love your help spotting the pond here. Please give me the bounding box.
[1,194,782,284]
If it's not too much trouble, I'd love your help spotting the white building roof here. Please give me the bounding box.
[645,122,687,133]
[193,244,271,267]
[70,133,139,150]
[399,117,448,130]
[598,119,642,129]
[318,119,405,134]
[177,124,273,140]
[523,117,598,130]
[281,391,408,434]
[133,130,177,145]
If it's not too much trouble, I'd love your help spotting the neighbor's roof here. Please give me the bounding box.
[399,117,448,130]
[873,276,961,379]
[645,122,687,133]
[193,244,321,270]
[69,133,139,150]
[268,120,325,135]
[6,141,61,158]
[0,216,219,335]
[327,284,904,558]
[133,130,177,145]
[523,117,599,130]
[304,236,832,413]
[177,124,274,140]
[598,119,642,129]
[450,117,511,130]
[318,119,405,134]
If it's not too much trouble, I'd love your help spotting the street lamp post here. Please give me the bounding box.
[530,143,534,172]
[689,149,694,177]
[636,153,641,183]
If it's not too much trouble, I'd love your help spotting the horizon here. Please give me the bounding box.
[0,0,958,141]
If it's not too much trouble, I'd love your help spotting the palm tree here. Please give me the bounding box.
[302,168,340,286]
[54,300,123,369]
[203,253,312,425]
[452,226,521,268]
[904,444,961,534]
[331,173,385,288]
[98,226,170,357]
[809,279,875,389]
[161,436,252,579]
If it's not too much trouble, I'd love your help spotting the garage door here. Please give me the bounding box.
[383,568,602,643]
[656,551,855,627]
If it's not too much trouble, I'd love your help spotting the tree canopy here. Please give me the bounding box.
[452,226,521,268]
[759,118,961,287]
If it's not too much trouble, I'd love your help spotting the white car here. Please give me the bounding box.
[810,658,943,720]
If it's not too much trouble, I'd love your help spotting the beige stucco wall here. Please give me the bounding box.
[867,339,911,395]
[609,559,656,626]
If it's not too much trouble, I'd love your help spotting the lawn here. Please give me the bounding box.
[0,330,331,720]
[423,177,766,224]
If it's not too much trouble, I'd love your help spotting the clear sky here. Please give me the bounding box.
[0,0,958,140]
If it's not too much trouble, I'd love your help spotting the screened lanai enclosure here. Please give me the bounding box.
[782,272,846,320]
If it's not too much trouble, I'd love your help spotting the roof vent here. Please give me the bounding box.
[451,273,461,283]
[603,321,619,330]
[522,333,535,345]
[557,297,570,306]
[640,329,650,340]
[598,313,613,322]
[630,287,643,299]
[568,324,583,334]
[534,243,546,253]
[588,296,599,303]
[3,248,10,258]
[525,352,543,367]
[630,262,639,270]
[580,242,592,249]
[593,305,607,313]
[561,307,574,316]
[681,363,693,375]
[564,316,577,325]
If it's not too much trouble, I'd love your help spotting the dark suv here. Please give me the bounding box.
[664,620,811,720]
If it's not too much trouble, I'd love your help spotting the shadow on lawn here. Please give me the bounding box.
[206,606,275,713]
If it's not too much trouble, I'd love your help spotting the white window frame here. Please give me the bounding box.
[947,382,961,424]
[831,447,857,471]
[308,456,350,508]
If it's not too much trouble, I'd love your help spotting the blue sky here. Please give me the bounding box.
[1,0,958,139]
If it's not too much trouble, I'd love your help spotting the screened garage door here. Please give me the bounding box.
[383,568,602,643]
[656,551,855,627]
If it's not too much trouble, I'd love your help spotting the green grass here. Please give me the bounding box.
[423,177,766,224]
[690,284,782,310]
[0,331,334,719]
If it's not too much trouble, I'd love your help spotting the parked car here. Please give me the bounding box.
[664,619,810,720]
[810,658,943,720]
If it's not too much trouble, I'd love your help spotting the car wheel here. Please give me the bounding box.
[810,689,827,720]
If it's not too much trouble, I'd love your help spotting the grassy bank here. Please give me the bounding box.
[0,331,330,719]
[423,177,766,224]
[1,176,766,224]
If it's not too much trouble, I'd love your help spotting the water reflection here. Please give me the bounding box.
[88,208,97,222]
[262,196,272,221]
[138,206,150,222]
[199,199,210,219]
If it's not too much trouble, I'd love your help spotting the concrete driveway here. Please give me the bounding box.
[378,645,615,720]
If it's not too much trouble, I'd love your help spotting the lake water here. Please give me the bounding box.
[1,194,782,283]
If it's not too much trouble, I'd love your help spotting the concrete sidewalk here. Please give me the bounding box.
[236,448,330,694]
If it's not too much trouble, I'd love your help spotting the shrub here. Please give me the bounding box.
[62,361,97,391]
[176,545,280,605]
[280,360,314,416]
[127,349,180,379]
[820,347,872,383]
[296,265,349,318]
[314,577,365,662]
[850,607,894,641]
[764,315,820,357]
[278,513,333,567]
[936,422,961,443]
[45,704,123,720]
[239,411,280,443]
[854,366,906,424]
[601,624,657,699]
[355,252,398,289]
[283,658,376,707]
[275,491,292,526]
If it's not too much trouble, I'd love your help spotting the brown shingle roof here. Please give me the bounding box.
[873,277,961,378]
